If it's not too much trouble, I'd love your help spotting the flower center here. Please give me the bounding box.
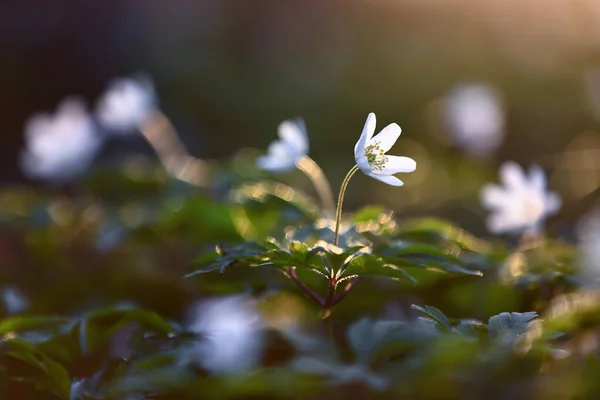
[522,197,544,221]
[364,143,387,171]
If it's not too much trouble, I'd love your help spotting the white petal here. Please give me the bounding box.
[486,212,512,234]
[528,164,546,192]
[375,156,416,174]
[487,207,543,234]
[368,123,401,153]
[354,113,377,161]
[480,184,510,210]
[544,192,562,214]
[24,114,51,142]
[256,155,295,173]
[499,161,527,192]
[256,140,298,173]
[486,211,528,234]
[356,154,372,175]
[266,140,292,159]
[278,119,308,158]
[367,173,404,186]
[96,76,156,132]
[20,97,102,183]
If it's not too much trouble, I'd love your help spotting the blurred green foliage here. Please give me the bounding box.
[0,158,598,400]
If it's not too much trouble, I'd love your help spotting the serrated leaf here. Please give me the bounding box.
[453,319,488,337]
[411,305,453,331]
[381,243,456,259]
[383,255,482,277]
[183,260,235,278]
[488,312,538,344]
[347,318,405,365]
[341,254,418,284]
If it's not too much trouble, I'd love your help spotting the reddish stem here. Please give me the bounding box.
[331,277,361,307]
[288,266,325,308]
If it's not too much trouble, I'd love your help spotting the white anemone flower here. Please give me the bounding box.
[480,162,561,235]
[183,295,264,375]
[2,285,27,315]
[354,113,417,186]
[444,83,505,157]
[20,98,103,183]
[96,75,157,133]
[257,119,308,173]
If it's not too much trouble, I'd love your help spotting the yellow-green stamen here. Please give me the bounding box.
[364,142,387,171]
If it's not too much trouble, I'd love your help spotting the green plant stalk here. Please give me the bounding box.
[297,156,336,217]
[333,165,359,246]
[140,110,210,187]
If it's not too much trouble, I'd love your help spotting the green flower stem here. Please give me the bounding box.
[140,110,210,187]
[333,165,359,246]
[296,156,336,217]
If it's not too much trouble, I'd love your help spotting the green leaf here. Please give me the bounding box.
[229,181,318,240]
[381,243,483,277]
[488,312,538,343]
[184,260,234,277]
[383,255,482,277]
[0,338,46,371]
[453,319,488,337]
[0,315,70,335]
[341,254,418,284]
[347,318,405,365]
[353,206,386,223]
[80,308,174,354]
[381,243,456,258]
[39,352,70,399]
[0,338,70,399]
[397,218,492,253]
[411,305,453,331]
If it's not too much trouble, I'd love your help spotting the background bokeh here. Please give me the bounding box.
[5,3,600,398]
[4,0,600,232]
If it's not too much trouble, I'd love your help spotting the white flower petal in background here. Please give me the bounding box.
[257,119,309,173]
[20,98,103,183]
[354,112,416,186]
[183,295,264,375]
[480,161,561,235]
[1,285,28,315]
[444,83,505,157]
[96,75,157,133]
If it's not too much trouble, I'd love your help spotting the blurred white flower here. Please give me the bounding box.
[354,112,416,186]
[20,98,103,183]
[444,83,505,157]
[576,209,600,285]
[257,119,308,173]
[480,162,561,234]
[96,75,157,132]
[1,285,27,315]
[184,295,264,375]
[69,379,84,400]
